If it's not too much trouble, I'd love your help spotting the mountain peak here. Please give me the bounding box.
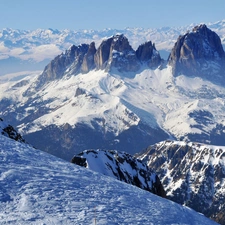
[168,24,225,83]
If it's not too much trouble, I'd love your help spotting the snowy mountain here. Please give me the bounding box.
[1,24,225,160]
[1,20,225,76]
[0,129,218,224]
[136,140,225,224]
[71,149,166,197]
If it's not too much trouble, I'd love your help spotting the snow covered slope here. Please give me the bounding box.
[71,149,166,197]
[2,63,225,160]
[136,140,225,224]
[0,134,218,224]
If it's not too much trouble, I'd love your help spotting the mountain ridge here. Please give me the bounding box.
[1,20,225,75]
[136,140,225,224]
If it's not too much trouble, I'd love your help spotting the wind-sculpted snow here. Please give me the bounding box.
[0,135,218,224]
[136,140,225,224]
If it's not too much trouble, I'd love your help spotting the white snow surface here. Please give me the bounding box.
[2,64,225,142]
[0,134,218,225]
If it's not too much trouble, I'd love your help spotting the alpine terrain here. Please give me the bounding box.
[1,24,225,161]
[136,140,225,224]
[71,149,166,197]
[0,120,218,224]
[0,20,225,76]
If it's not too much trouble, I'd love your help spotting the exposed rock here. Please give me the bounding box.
[74,87,86,97]
[94,37,113,70]
[71,149,166,198]
[81,42,96,73]
[94,34,140,72]
[136,140,225,224]
[36,44,89,87]
[107,34,140,72]
[168,24,225,82]
[136,41,162,68]
[0,118,25,143]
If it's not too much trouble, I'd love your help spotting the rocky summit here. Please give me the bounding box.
[168,24,225,83]
[29,34,162,92]
[136,140,225,224]
[71,149,166,198]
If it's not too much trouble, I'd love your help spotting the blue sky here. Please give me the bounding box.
[0,0,224,30]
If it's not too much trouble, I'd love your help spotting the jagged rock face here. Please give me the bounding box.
[29,34,162,89]
[71,149,166,198]
[136,41,162,68]
[37,44,89,86]
[136,140,225,224]
[95,34,140,72]
[168,24,225,82]
[0,118,25,143]
[81,42,96,73]
[107,34,140,72]
[94,37,113,69]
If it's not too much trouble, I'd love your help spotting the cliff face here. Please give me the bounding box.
[136,41,162,68]
[106,34,140,72]
[94,37,113,70]
[94,34,140,72]
[168,24,225,82]
[36,44,89,87]
[81,42,96,73]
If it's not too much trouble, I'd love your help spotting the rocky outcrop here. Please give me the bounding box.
[95,34,140,72]
[81,42,96,73]
[168,24,225,82]
[37,44,89,86]
[71,149,166,198]
[136,140,225,224]
[27,34,162,92]
[94,37,113,70]
[106,34,140,72]
[136,41,162,68]
[0,118,25,143]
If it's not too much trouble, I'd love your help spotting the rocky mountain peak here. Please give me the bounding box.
[24,33,163,93]
[71,149,166,198]
[106,34,140,72]
[111,34,133,52]
[168,24,225,82]
[94,34,141,72]
[136,41,162,68]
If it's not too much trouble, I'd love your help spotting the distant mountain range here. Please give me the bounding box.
[0,20,225,76]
